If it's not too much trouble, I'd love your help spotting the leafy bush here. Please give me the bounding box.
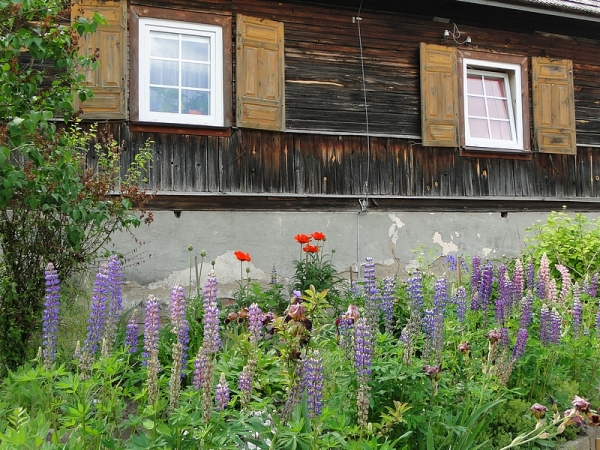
[524,208,600,280]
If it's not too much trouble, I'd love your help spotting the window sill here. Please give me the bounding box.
[130,122,233,137]
[460,146,532,160]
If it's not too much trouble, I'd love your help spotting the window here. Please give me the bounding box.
[462,59,523,151]
[420,44,577,156]
[138,18,223,127]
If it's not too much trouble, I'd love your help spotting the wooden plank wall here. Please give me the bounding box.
[94,123,600,199]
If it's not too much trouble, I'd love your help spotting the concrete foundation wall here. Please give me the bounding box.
[107,209,589,305]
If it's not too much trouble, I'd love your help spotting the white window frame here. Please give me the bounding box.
[138,18,224,127]
[462,58,523,151]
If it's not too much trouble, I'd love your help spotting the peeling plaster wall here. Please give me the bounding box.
[107,209,595,305]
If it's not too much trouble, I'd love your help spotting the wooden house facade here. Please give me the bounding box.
[73,0,600,285]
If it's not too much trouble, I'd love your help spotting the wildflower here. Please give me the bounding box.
[556,264,572,304]
[83,263,110,358]
[355,318,373,379]
[590,273,598,298]
[248,303,263,345]
[470,255,482,292]
[193,346,210,391]
[234,251,251,262]
[526,259,536,291]
[540,304,551,345]
[294,233,311,244]
[104,255,123,352]
[281,361,306,422]
[444,254,457,271]
[168,341,184,412]
[381,277,395,334]
[310,231,326,241]
[144,295,161,405]
[270,265,278,284]
[573,283,582,338]
[303,244,319,253]
[547,278,558,303]
[203,270,221,353]
[42,263,60,368]
[572,395,590,413]
[125,309,139,353]
[538,253,550,299]
[458,342,471,354]
[287,303,307,321]
[215,373,230,411]
[238,365,253,406]
[500,327,510,348]
[402,270,424,364]
[479,262,494,315]
[520,292,533,329]
[363,257,380,327]
[423,364,442,396]
[512,328,528,361]
[530,403,548,420]
[513,259,524,303]
[304,351,324,418]
[454,286,467,322]
[549,307,562,344]
[170,285,190,370]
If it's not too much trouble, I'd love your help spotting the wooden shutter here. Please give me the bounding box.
[236,15,284,131]
[420,43,459,147]
[532,57,576,155]
[72,0,127,119]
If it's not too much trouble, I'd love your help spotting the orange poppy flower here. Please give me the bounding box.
[303,244,319,253]
[310,231,326,241]
[234,251,251,262]
[294,234,311,244]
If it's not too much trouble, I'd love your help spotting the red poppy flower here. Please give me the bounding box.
[303,244,319,253]
[310,231,326,241]
[294,234,311,244]
[234,251,251,262]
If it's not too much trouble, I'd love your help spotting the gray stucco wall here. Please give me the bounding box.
[108,209,580,305]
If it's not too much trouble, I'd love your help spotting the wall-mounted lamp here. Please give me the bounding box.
[442,23,471,45]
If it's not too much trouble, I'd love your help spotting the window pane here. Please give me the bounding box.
[484,77,505,97]
[182,36,210,61]
[182,90,210,115]
[150,87,179,113]
[150,32,179,58]
[469,118,490,139]
[467,96,487,117]
[467,75,484,95]
[490,120,512,140]
[150,60,179,86]
[182,62,209,89]
[487,98,509,119]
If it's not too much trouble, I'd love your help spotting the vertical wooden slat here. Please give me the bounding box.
[532,57,576,155]
[73,0,127,119]
[236,15,285,131]
[420,43,459,148]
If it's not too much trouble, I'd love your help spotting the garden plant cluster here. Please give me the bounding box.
[2,229,600,449]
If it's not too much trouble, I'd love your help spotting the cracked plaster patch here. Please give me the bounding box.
[388,213,405,246]
[432,232,459,255]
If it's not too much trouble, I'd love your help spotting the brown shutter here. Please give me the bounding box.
[420,43,459,147]
[236,14,284,131]
[532,57,576,155]
[72,0,127,119]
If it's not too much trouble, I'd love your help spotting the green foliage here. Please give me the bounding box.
[524,208,600,279]
[0,0,154,369]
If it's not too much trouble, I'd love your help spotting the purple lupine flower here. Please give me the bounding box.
[454,286,467,322]
[422,308,436,350]
[143,295,161,369]
[596,298,600,336]
[520,292,533,329]
[460,258,470,273]
[478,262,494,317]
[125,309,139,353]
[203,270,221,353]
[590,273,598,298]
[572,282,582,339]
[556,264,572,304]
[107,255,123,328]
[248,303,263,345]
[500,327,510,348]
[304,351,324,418]
[540,304,551,345]
[445,254,457,271]
[83,263,110,357]
[42,263,60,368]
[512,328,528,361]
[355,318,373,379]
[407,270,424,312]
[381,277,395,334]
[193,346,209,391]
[281,360,306,422]
[432,277,447,359]
[215,372,230,411]
[538,254,550,300]
[549,308,562,344]
[238,365,253,404]
[270,265,278,285]
[471,255,482,290]
[170,285,190,371]
[526,259,536,292]
[513,259,524,304]
[363,257,381,325]
[495,266,510,326]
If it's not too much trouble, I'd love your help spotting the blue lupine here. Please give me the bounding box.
[42,263,60,368]
[355,318,373,378]
[381,277,395,334]
[238,365,253,404]
[83,263,110,357]
[590,273,599,298]
[143,294,161,371]
[526,259,536,292]
[445,254,457,271]
[171,285,190,372]
[573,283,582,338]
[107,255,123,332]
[549,308,562,344]
[215,372,230,411]
[495,265,510,325]
[454,286,467,322]
[470,255,482,293]
[203,270,221,353]
[193,346,210,391]
[512,328,528,361]
[248,303,263,345]
[540,304,551,345]
[500,327,510,348]
[125,309,139,353]
[304,351,324,418]
[520,292,533,329]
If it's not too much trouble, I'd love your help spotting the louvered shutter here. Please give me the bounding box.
[420,43,459,147]
[532,57,576,155]
[236,15,284,131]
[72,0,127,119]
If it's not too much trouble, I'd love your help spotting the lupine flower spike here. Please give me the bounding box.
[42,263,60,369]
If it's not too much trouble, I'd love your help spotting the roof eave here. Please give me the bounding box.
[456,0,600,22]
